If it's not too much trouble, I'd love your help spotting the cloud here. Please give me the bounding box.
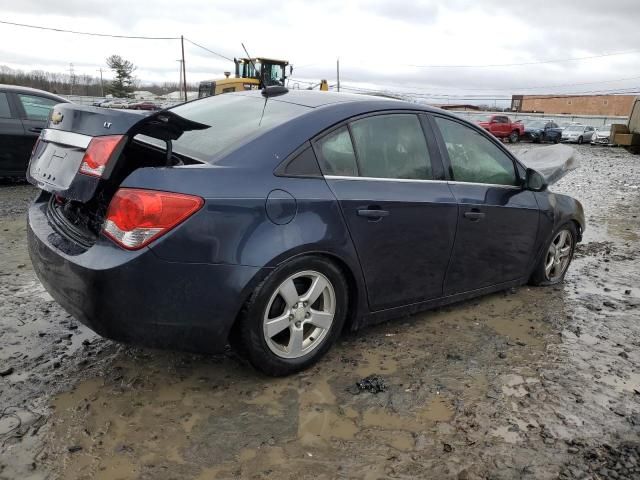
[0,0,638,99]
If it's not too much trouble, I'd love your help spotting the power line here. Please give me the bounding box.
[408,50,640,68]
[0,19,180,39]
[183,38,234,62]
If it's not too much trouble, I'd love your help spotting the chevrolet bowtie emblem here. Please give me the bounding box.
[51,111,64,125]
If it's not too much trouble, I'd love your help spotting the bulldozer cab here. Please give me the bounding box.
[198,57,289,98]
[235,57,289,87]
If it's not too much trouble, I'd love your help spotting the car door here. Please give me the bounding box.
[585,126,594,141]
[497,116,510,137]
[14,93,61,167]
[315,113,458,311]
[0,91,28,176]
[431,115,540,295]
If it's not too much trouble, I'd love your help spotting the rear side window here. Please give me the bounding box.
[350,114,432,180]
[316,126,358,176]
[434,117,517,186]
[0,93,12,118]
[18,94,59,121]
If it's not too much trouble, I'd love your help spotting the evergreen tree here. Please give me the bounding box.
[106,55,136,98]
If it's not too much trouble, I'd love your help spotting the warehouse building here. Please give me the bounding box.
[511,94,635,116]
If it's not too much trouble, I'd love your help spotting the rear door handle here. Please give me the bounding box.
[357,208,389,219]
[463,210,485,221]
[29,127,43,133]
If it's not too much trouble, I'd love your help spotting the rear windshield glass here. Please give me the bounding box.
[138,94,310,163]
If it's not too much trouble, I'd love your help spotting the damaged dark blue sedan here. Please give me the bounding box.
[26,89,584,376]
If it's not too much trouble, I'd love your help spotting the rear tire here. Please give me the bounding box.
[577,136,583,144]
[234,256,348,376]
[529,223,577,286]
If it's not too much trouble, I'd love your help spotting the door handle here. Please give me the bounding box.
[29,127,43,133]
[463,210,485,221]
[357,208,389,219]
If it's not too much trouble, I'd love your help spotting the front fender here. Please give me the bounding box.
[531,191,585,271]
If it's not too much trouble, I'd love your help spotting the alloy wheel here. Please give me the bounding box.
[544,230,573,282]
[263,270,336,359]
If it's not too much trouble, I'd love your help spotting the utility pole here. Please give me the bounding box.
[69,63,75,95]
[96,68,104,97]
[176,60,183,99]
[181,35,187,102]
[336,58,340,92]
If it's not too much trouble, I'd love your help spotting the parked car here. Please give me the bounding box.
[128,101,159,111]
[591,125,613,145]
[522,120,563,143]
[26,90,585,376]
[476,114,524,143]
[0,84,68,178]
[107,99,130,109]
[561,125,595,144]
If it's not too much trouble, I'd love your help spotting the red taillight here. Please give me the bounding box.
[103,188,204,250]
[79,135,124,177]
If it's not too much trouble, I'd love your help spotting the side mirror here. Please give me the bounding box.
[525,168,547,191]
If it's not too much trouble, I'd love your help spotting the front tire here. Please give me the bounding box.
[235,256,348,376]
[577,136,583,144]
[508,130,520,143]
[529,223,577,286]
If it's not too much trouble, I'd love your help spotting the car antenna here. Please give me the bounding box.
[241,43,263,89]
[242,43,280,126]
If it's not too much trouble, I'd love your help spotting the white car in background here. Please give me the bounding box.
[591,125,613,145]
[561,124,595,144]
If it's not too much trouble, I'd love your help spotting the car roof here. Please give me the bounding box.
[0,84,68,102]
[233,89,439,112]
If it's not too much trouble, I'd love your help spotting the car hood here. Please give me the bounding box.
[524,128,543,133]
[516,144,579,185]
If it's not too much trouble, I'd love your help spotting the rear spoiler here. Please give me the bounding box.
[27,103,209,202]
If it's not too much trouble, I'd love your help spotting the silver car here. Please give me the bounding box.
[591,125,613,145]
[561,125,595,144]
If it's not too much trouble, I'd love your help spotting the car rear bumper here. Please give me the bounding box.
[27,199,265,353]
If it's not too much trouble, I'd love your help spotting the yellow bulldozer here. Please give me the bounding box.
[198,57,289,98]
[197,57,330,98]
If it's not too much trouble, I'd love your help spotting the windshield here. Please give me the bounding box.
[564,125,584,132]
[597,125,612,132]
[525,120,546,129]
[138,94,310,163]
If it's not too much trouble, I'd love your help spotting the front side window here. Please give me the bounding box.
[434,117,517,186]
[18,94,59,121]
[350,114,432,180]
[315,126,358,176]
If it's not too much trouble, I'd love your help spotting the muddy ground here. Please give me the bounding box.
[0,143,638,480]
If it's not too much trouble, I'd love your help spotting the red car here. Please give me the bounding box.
[477,115,524,143]
[128,101,159,111]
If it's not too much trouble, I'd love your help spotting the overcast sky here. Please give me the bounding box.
[1,0,639,102]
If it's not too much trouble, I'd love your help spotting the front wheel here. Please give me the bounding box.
[508,130,520,143]
[529,223,577,286]
[235,256,348,376]
[577,136,583,144]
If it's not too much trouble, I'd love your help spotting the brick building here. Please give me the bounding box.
[511,94,636,116]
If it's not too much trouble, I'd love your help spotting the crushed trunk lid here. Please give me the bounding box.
[27,103,208,202]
